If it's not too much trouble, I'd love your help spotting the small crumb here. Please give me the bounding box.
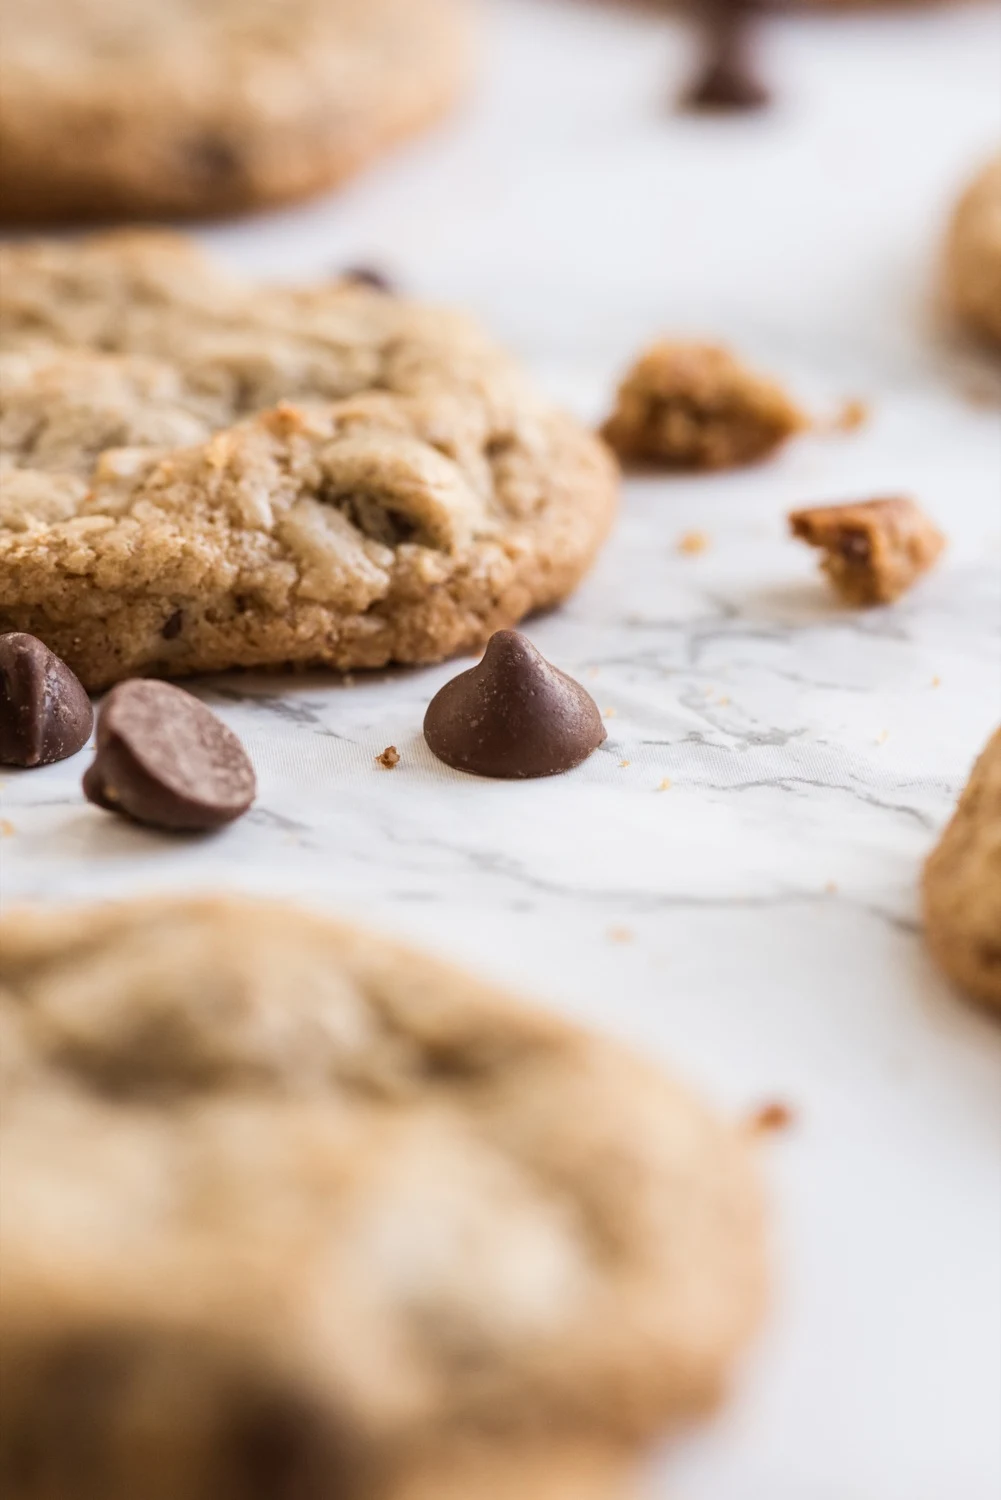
[603,707,616,719]
[832,396,870,433]
[824,880,838,895]
[0,819,15,837]
[875,729,889,745]
[704,686,715,699]
[717,695,730,706]
[931,674,942,688]
[607,926,634,944]
[657,778,672,791]
[677,529,710,556]
[376,746,401,769]
[619,759,631,768]
[746,1100,797,1136]
[587,666,600,680]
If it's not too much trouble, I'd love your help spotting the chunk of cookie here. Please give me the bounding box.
[923,727,1001,1009]
[788,496,945,605]
[0,233,617,689]
[0,0,469,222]
[944,155,1001,347]
[601,341,806,470]
[0,896,766,1500]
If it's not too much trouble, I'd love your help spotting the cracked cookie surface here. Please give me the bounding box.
[0,895,765,1499]
[0,233,617,689]
[0,0,469,222]
[923,727,1001,1009]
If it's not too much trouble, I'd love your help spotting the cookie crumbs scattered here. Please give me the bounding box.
[677,530,711,556]
[833,397,870,433]
[619,759,631,768]
[746,1100,797,1136]
[376,746,401,769]
[607,926,634,944]
[789,496,946,606]
[657,778,672,791]
[0,819,15,837]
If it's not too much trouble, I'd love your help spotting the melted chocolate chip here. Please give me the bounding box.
[340,266,396,294]
[424,631,607,779]
[83,680,256,832]
[0,633,93,768]
[682,0,770,113]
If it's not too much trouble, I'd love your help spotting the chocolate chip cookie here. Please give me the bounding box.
[0,233,618,689]
[944,155,1001,347]
[923,727,1001,1009]
[0,895,766,1499]
[0,0,470,222]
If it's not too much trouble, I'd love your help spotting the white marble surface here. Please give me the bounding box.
[3,1,1001,1494]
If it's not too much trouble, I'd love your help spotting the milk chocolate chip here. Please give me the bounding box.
[424,631,607,779]
[682,0,770,113]
[83,680,256,831]
[0,633,93,768]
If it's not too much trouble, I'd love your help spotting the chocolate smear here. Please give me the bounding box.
[83,680,256,832]
[0,633,93,768]
[682,0,770,113]
[424,631,607,779]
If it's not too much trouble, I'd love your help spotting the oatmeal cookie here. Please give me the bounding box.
[923,727,1001,1009]
[0,0,469,222]
[944,155,1001,347]
[0,895,766,1499]
[601,341,806,470]
[0,233,617,689]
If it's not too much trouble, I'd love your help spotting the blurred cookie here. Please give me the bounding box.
[944,155,1001,347]
[0,895,766,1499]
[0,233,617,688]
[0,0,469,222]
[923,727,1001,1009]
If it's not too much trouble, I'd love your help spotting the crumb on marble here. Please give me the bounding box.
[0,819,15,837]
[607,926,634,944]
[376,746,401,769]
[931,675,942,687]
[824,880,838,894]
[587,666,600,679]
[875,729,889,745]
[657,778,672,791]
[603,707,617,719]
[717,694,730,706]
[746,1100,797,1136]
[619,759,631,768]
[832,396,870,433]
[601,340,807,471]
[677,529,711,555]
[789,496,946,606]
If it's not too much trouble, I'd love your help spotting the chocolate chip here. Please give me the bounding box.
[83,680,256,832]
[0,633,93,768]
[682,0,770,113]
[340,266,395,294]
[161,610,184,641]
[184,132,243,184]
[424,631,607,779]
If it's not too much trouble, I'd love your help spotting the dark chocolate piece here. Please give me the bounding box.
[423,631,606,780]
[340,266,395,293]
[682,0,770,114]
[83,680,256,831]
[0,633,93,768]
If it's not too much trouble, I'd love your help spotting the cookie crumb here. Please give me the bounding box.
[717,694,730,706]
[619,759,631,768]
[607,926,634,944]
[875,729,889,745]
[0,819,15,837]
[746,1100,796,1136]
[587,666,600,679]
[657,778,673,791]
[832,397,870,433]
[376,746,401,769]
[931,674,942,688]
[789,496,946,606]
[824,880,838,894]
[678,529,711,556]
[602,341,806,471]
[603,707,617,719]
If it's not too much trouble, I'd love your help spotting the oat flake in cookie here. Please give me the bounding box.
[0,0,470,222]
[0,232,618,690]
[0,895,766,1500]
